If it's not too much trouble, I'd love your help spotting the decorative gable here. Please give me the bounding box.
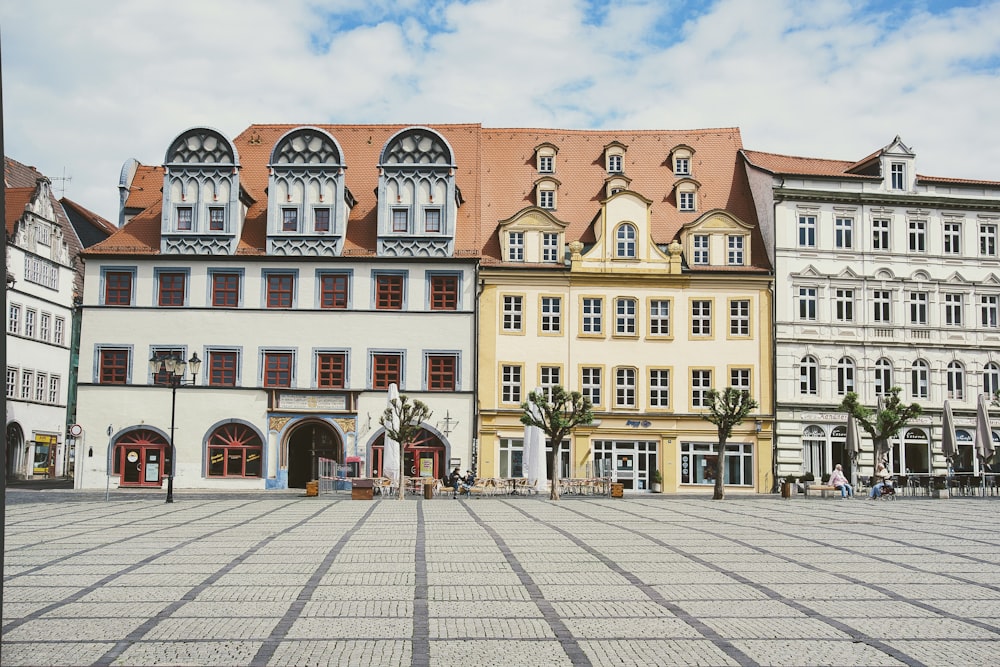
[679,210,754,269]
[497,208,568,264]
[573,190,679,273]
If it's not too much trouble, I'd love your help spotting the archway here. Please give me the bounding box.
[287,421,342,489]
[6,422,24,479]
[113,428,169,487]
[371,428,446,480]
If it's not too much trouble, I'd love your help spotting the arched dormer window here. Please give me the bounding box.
[670,144,695,176]
[377,127,458,257]
[673,178,700,212]
[615,223,637,258]
[605,175,631,198]
[603,141,626,174]
[535,143,558,174]
[161,127,240,255]
[535,176,559,210]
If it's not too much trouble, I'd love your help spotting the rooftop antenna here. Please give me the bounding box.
[51,167,72,197]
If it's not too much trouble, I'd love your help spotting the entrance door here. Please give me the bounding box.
[120,446,163,487]
[287,422,342,488]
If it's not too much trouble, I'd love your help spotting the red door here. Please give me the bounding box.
[116,429,168,487]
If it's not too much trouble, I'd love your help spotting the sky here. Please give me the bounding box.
[3,0,1000,224]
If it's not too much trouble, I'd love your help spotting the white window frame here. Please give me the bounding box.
[691,370,712,408]
[834,217,854,249]
[944,293,963,326]
[615,298,637,336]
[729,300,750,336]
[873,290,891,324]
[874,359,893,397]
[873,218,890,251]
[911,360,929,400]
[946,361,965,400]
[691,300,711,336]
[649,300,670,336]
[542,233,559,262]
[501,364,522,404]
[692,235,709,265]
[909,291,928,325]
[798,215,816,247]
[678,191,695,212]
[980,224,997,257]
[908,220,927,253]
[614,367,636,408]
[582,298,602,334]
[508,231,524,262]
[581,367,602,406]
[798,287,817,321]
[800,356,818,395]
[836,357,855,396]
[649,369,670,408]
[502,295,523,332]
[616,224,637,258]
[981,295,999,328]
[727,235,744,265]
[540,297,561,333]
[944,222,962,255]
[834,289,854,323]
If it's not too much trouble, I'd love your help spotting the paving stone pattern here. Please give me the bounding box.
[3,490,999,666]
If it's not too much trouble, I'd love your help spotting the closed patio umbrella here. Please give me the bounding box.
[382,383,401,494]
[523,388,546,494]
[975,393,995,464]
[846,414,862,484]
[941,400,958,463]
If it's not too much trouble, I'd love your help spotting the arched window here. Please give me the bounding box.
[207,422,263,478]
[984,362,1000,396]
[875,358,893,396]
[799,356,819,395]
[802,425,826,476]
[616,223,637,258]
[946,361,965,400]
[910,359,929,399]
[836,357,855,396]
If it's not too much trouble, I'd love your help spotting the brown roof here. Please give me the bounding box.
[741,149,876,180]
[917,174,1000,187]
[4,157,45,188]
[5,187,34,236]
[123,165,165,211]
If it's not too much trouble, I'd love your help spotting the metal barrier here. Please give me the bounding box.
[317,458,351,495]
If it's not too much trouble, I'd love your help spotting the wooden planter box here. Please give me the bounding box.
[351,479,374,500]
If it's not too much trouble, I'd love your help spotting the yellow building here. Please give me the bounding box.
[476,128,773,494]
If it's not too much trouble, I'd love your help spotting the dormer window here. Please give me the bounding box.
[616,223,637,258]
[605,175,630,198]
[679,191,695,211]
[535,143,558,174]
[539,190,554,209]
[542,233,560,262]
[693,235,709,265]
[282,209,298,232]
[891,162,905,190]
[177,207,193,231]
[604,141,627,175]
[608,154,622,173]
[674,178,700,212]
[727,235,745,265]
[670,145,695,176]
[675,157,690,175]
[508,231,524,261]
[539,155,553,173]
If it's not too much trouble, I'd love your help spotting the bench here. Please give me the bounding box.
[804,484,840,498]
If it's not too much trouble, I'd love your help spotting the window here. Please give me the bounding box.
[608,154,622,173]
[982,295,999,328]
[542,233,560,262]
[266,273,295,308]
[539,189,554,209]
[873,290,891,323]
[836,357,855,396]
[890,162,905,190]
[798,215,816,247]
[209,207,225,231]
[427,355,457,391]
[873,219,890,250]
[282,209,298,232]
[8,304,19,334]
[909,291,928,325]
[798,287,817,321]
[24,309,35,338]
[615,298,636,336]
[730,368,751,393]
[501,364,522,404]
[944,293,963,326]
[209,350,238,387]
[581,298,603,335]
[429,275,459,311]
[24,256,58,289]
[727,235,744,265]
[212,272,241,307]
[207,423,263,478]
[983,362,1000,396]
[7,368,16,398]
[540,366,561,401]
[177,207,193,231]
[692,300,712,336]
[908,220,926,252]
[424,209,441,233]
[150,348,184,386]
[680,441,754,486]
[874,358,892,396]
[99,348,129,385]
[372,353,402,390]
[692,235,709,265]
[375,274,404,310]
[946,361,965,400]
[263,352,293,388]
[911,360,929,399]
[944,222,961,254]
[35,373,46,402]
[834,217,854,249]
[675,157,690,175]
[39,313,50,342]
[317,352,346,389]
[539,155,553,173]
[581,367,602,406]
[49,376,61,404]
[540,297,561,333]
[314,208,331,233]
[800,356,818,395]
[508,232,524,261]
[649,369,670,408]
[615,367,636,408]
[502,296,523,332]
[729,300,750,336]
[834,289,854,322]
[649,300,670,336]
[54,317,65,345]
[392,209,408,233]
[980,224,997,256]
[20,370,32,399]
[616,224,636,258]
[104,270,133,306]
[319,273,349,309]
[691,370,712,408]
[678,191,695,211]
[157,272,186,307]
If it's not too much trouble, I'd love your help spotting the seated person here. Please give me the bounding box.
[459,470,476,495]
[829,463,853,498]
[448,467,462,498]
[868,463,893,499]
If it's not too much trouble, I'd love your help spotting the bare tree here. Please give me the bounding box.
[379,394,433,500]
[519,386,593,500]
[701,387,759,500]
[839,387,921,470]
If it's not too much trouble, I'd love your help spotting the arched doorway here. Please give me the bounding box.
[287,421,342,489]
[6,423,24,479]
[114,428,169,487]
[372,428,446,480]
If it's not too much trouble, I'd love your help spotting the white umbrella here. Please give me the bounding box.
[941,400,958,463]
[846,414,862,484]
[382,383,401,491]
[523,388,547,494]
[975,393,995,464]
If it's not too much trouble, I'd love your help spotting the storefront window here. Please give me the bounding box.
[207,423,263,478]
[680,441,753,486]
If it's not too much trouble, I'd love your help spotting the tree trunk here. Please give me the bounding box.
[713,437,727,500]
[397,440,405,500]
[547,446,560,500]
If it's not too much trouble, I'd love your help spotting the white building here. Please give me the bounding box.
[744,137,1000,483]
[75,125,478,491]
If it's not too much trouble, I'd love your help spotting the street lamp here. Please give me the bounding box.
[149,352,202,503]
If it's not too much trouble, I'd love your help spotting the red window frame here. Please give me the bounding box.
[104,271,133,306]
[158,272,186,307]
[151,348,183,385]
[209,351,237,387]
[207,423,263,478]
[320,274,348,309]
[99,349,129,385]
[314,208,331,232]
[212,273,240,307]
[266,274,295,308]
[372,354,401,390]
[430,275,458,311]
[427,355,456,391]
[317,353,346,388]
[264,352,293,388]
[375,274,403,310]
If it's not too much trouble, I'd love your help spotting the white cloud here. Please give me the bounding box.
[3,0,999,223]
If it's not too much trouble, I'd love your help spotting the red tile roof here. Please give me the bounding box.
[4,157,45,188]
[741,149,877,180]
[123,165,164,211]
[5,187,34,236]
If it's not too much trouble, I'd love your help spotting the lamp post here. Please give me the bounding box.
[149,352,202,503]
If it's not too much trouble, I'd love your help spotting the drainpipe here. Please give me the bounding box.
[472,263,483,473]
